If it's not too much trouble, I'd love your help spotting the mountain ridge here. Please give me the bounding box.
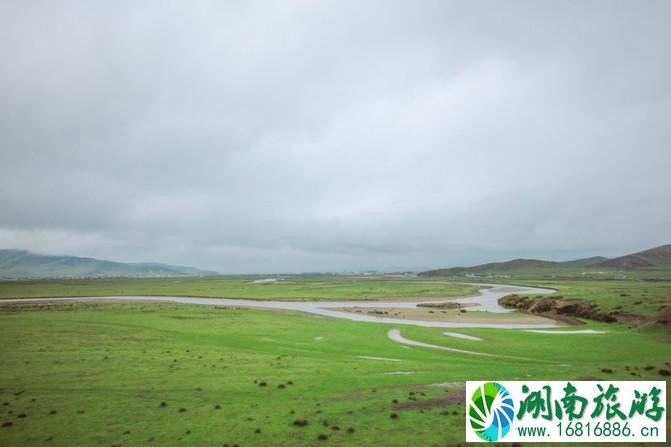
[0,249,219,279]
[595,244,671,270]
[419,244,671,276]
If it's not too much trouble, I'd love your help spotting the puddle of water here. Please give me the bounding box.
[357,355,402,362]
[443,331,483,341]
[387,329,493,357]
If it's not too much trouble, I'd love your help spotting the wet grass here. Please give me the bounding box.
[0,302,669,446]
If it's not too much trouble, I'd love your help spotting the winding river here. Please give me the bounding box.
[0,282,559,329]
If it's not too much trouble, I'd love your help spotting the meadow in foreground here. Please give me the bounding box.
[0,298,669,447]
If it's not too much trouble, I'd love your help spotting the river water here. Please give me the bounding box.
[0,282,559,329]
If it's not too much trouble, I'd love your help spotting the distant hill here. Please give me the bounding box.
[419,244,671,276]
[594,244,671,270]
[0,249,219,279]
[559,256,609,267]
[420,258,561,276]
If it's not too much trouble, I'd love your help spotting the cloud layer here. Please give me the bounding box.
[1,1,670,272]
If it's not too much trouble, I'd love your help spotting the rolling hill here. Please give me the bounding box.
[419,244,671,277]
[559,256,609,267]
[594,244,671,270]
[0,249,219,279]
[428,258,561,276]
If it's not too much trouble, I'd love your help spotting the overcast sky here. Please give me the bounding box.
[1,1,670,273]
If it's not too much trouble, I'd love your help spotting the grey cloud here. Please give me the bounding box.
[1,1,670,273]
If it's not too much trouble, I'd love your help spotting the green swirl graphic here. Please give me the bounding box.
[469,382,515,442]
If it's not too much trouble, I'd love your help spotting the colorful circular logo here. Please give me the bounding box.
[468,382,515,442]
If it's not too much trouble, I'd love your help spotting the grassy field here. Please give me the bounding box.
[1,276,667,321]
[506,279,670,318]
[0,276,669,446]
[0,302,669,447]
[437,277,670,319]
[413,271,670,320]
[0,277,480,301]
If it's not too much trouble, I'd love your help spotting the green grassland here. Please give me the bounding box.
[504,279,670,317]
[423,276,670,319]
[0,302,669,447]
[0,276,669,446]
[0,277,480,301]
[416,273,670,319]
[1,276,667,323]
